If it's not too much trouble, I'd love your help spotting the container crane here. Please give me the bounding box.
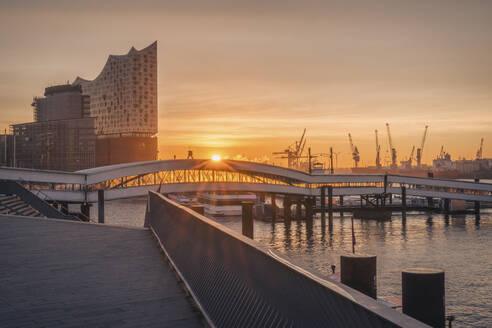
[273,129,307,170]
[476,138,484,160]
[416,125,428,167]
[402,146,415,169]
[348,133,360,168]
[386,123,397,169]
[375,129,381,168]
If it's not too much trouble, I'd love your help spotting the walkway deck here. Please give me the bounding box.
[0,215,203,327]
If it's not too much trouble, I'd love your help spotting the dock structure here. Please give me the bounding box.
[0,215,202,327]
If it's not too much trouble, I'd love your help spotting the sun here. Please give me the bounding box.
[211,154,221,162]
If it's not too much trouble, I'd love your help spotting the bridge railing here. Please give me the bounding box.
[147,191,426,328]
[0,180,78,220]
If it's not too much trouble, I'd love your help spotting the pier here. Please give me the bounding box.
[0,215,202,327]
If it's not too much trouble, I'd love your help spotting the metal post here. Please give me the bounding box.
[328,186,333,224]
[241,201,254,239]
[98,189,105,223]
[402,268,445,328]
[401,186,407,220]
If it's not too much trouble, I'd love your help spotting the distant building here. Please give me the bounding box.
[73,42,158,166]
[10,84,95,171]
[32,84,90,122]
[0,133,14,167]
[11,118,95,171]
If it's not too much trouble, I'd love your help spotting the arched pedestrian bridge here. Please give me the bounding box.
[1,159,492,204]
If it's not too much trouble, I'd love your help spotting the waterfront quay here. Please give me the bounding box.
[0,215,202,327]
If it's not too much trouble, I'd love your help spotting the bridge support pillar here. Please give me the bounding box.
[296,199,302,219]
[304,197,313,221]
[427,197,433,210]
[388,193,392,204]
[98,189,105,224]
[401,186,407,220]
[328,186,333,224]
[271,194,276,222]
[339,195,344,216]
[320,187,326,221]
[474,201,480,215]
[283,196,291,225]
[241,201,254,239]
[443,198,450,214]
[80,202,91,222]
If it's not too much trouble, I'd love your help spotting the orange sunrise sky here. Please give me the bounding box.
[1,0,492,167]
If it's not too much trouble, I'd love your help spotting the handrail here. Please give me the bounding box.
[148,191,427,327]
[0,180,79,221]
[15,177,93,222]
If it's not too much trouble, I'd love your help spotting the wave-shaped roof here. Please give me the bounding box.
[73,41,157,85]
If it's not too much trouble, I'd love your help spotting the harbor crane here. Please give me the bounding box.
[416,125,429,167]
[386,123,397,169]
[348,133,360,168]
[375,130,381,168]
[273,128,307,170]
[476,138,484,160]
[402,146,415,168]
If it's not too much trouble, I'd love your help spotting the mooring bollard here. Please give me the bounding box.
[98,189,105,223]
[340,254,377,298]
[402,268,445,328]
[241,201,254,239]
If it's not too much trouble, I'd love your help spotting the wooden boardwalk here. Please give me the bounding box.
[0,215,203,327]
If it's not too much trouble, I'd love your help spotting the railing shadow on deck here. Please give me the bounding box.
[147,191,428,328]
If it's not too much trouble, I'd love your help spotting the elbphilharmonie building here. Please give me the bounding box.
[8,42,158,171]
[73,41,158,166]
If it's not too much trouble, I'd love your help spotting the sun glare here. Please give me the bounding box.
[212,154,221,161]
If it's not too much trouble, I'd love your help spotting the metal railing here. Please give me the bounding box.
[0,180,78,221]
[147,191,426,328]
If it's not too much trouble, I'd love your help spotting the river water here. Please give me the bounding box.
[90,199,492,327]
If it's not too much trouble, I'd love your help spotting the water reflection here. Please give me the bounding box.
[248,211,492,327]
